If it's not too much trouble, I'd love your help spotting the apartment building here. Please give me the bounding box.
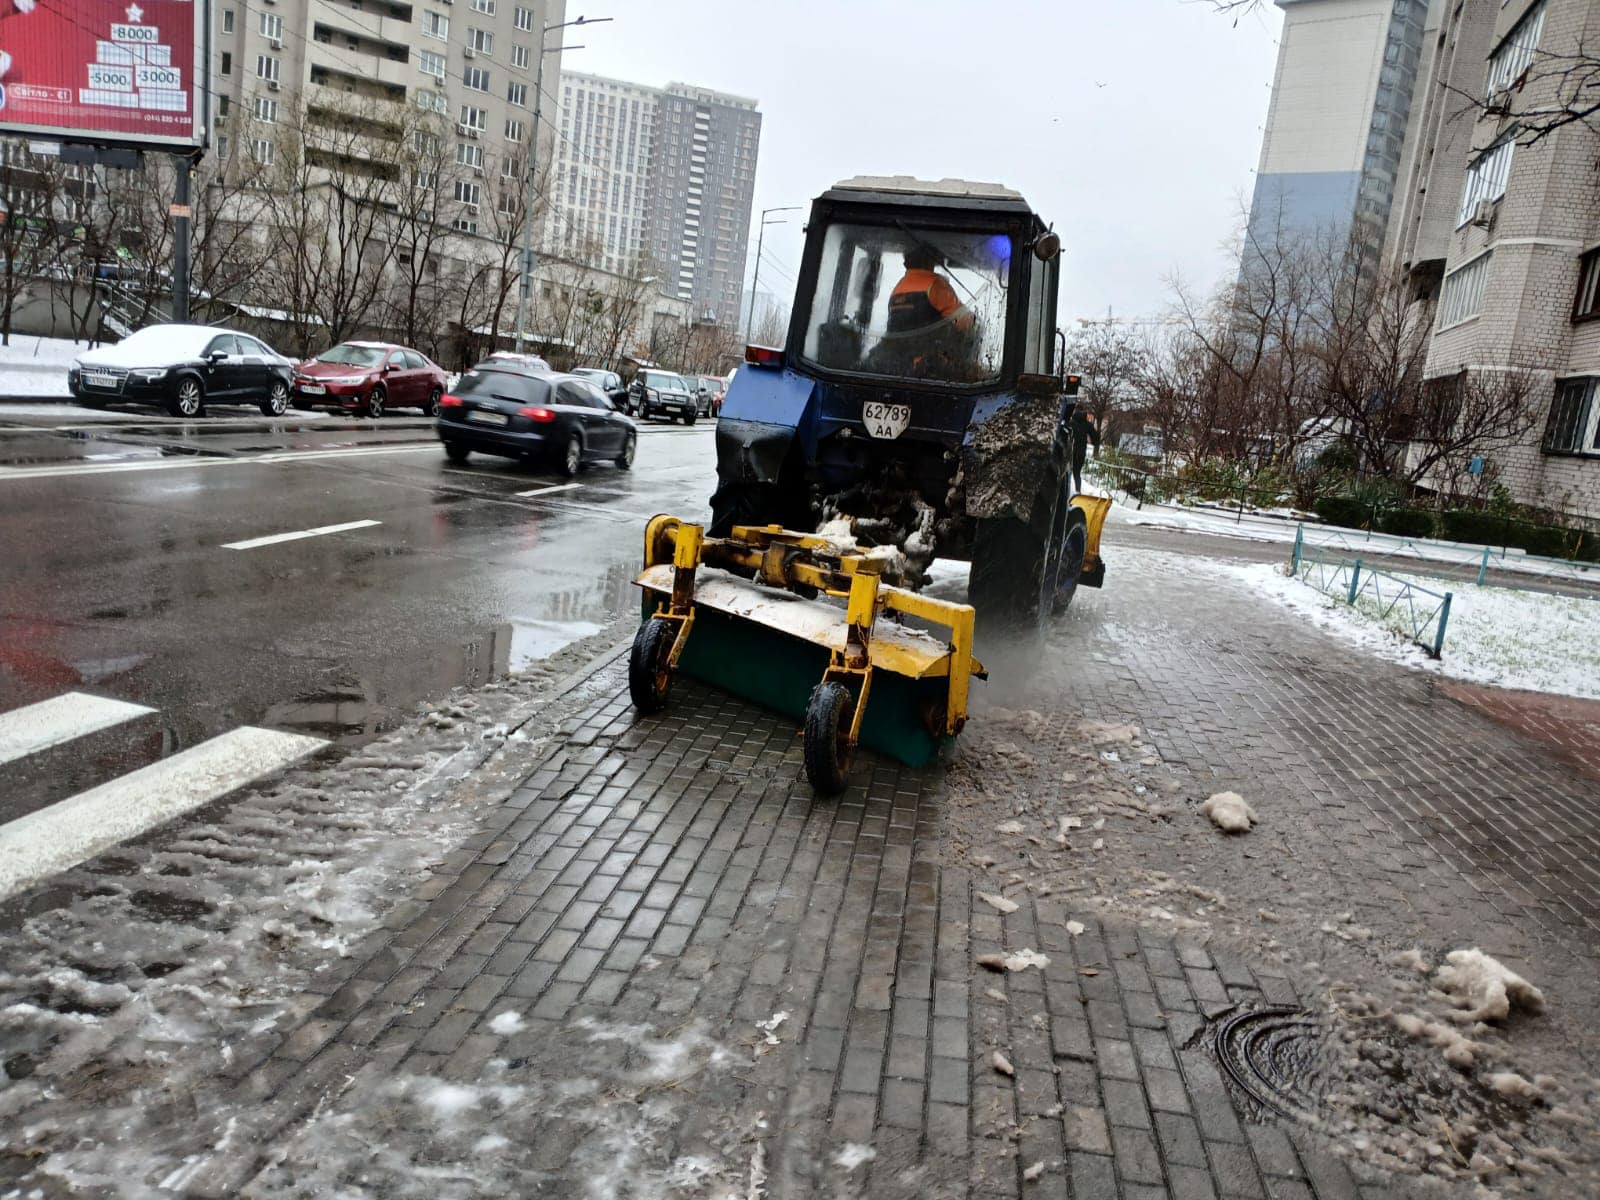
[552,75,761,329]
[1245,0,1430,263]
[1386,0,1600,522]
[550,72,656,274]
[208,0,567,237]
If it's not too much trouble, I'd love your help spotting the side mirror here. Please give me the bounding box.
[1033,230,1062,261]
[208,350,228,362]
[383,362,398,372]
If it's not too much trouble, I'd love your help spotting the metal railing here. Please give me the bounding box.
[1297,521,1599,590]
[1292,528,1453,657]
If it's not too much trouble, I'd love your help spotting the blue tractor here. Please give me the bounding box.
[710,176,1105,626]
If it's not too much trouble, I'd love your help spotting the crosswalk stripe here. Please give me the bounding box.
[0,726,327,902]
[0,692,156,767]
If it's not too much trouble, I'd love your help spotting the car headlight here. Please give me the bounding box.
[130,367,168,380]
[325,374,370,385]
[647,387,659,399]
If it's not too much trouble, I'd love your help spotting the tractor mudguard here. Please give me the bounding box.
[710,366,820,536]
[961,393,1072,524]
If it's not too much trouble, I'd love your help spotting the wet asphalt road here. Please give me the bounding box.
[0,401,715,826]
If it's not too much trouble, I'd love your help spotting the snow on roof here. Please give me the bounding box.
[116,324,221,357]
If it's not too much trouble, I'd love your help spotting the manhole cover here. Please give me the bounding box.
[1213,1006,1336,1122]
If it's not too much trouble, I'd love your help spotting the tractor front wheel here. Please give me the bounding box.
[803,681,855,795]
[628,617,676,714]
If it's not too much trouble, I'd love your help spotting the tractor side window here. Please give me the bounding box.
[1024,253,1057,376]
[801,221,1011,386]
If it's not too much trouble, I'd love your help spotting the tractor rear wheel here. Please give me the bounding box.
[969,482,1067,630]
[803,680,855,795]
[628,617,676,714]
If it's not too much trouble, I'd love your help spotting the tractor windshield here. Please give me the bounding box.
[800,221,1013,385]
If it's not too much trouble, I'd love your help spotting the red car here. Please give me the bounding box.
[292,341,448,417]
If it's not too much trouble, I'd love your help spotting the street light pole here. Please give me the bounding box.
[513,13,611,353]
[745,205,799,341]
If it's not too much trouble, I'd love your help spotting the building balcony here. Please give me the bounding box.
[308,36,412,96]
[308,0,415,50]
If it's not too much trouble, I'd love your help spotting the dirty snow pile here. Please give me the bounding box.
[1200,790,1256,833]
[1232,561,1600,701]
[0,334,86,397]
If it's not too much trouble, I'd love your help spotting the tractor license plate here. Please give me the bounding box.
[863,401,911,440]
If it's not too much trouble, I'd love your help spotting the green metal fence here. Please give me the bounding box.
[1291,528,1454,658]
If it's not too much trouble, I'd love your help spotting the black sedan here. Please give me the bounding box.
[437,364,636,476]
[69,323,295,418]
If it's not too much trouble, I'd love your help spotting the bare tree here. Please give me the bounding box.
[377,116,459,355]
[1063,323,1148,444]
[0,144,66,344]
[251,93,405,355]
[751,299,788,348]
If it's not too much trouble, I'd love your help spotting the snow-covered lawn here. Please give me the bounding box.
[0,334,85,397]
[1234,560,1600,700]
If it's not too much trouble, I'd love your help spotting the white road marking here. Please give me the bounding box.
[0,726,327,902]
[0,692,156,767]
[223,518,382,551]
[0,443,437,482]
[515,483,582,498]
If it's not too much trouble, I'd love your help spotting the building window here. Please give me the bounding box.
[415,168,438,191]
[514,6,534,31]
[256,55,279,83]
[511,44,529,70]
[222,8,234,33]
[453,217,479,234]
[252,96,277,122]
[502,155,520,178]
[464,66,491,93]
[471,0,495,13]
[455,181,482,208]
[459,105,487,132]
[258,12,283,40]
[418,50,445,78]
[1487,1,1546,98]
[1437,252,1491,329]
[422,10,448,39]
[457,142,483,169]
[250,138,275,166]
[507,82,527,107]
[1458,137,1515,226]
[1545,378,1600,455]
[467,28,492,54]
[1574,249,1600,322]
[504,118,525,142]
[417,90,447,114]
[221,51,232,75]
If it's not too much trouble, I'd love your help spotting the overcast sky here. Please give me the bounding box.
[574,0,1284,324]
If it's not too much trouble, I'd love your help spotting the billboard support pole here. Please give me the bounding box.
[173,154,191,324]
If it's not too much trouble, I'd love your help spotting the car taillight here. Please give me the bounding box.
[439,394,464,407]
[519,406,556,422]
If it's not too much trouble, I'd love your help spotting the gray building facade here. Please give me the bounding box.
[1245,0,1430,263]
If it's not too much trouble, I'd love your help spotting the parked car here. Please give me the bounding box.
[570,366,628,411]
[68,323,295,418]
[627,368,699,424]
[689,374,727,417]
[437,362,636,476]
[292,341,448,418]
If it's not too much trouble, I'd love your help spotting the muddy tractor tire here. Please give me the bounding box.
[968,476,1078,629]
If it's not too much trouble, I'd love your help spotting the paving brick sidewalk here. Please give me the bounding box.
[185,544,1600,1199]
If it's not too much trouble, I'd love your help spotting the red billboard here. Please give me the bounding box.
[0,0,208,150]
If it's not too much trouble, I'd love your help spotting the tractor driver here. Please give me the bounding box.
[884,244,979,378]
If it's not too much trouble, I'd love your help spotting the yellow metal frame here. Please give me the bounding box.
[640,516,980,739]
